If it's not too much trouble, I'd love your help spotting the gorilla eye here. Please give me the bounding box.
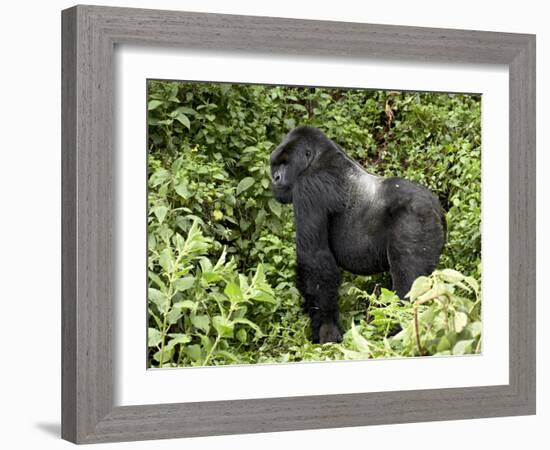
[305,150,312,158]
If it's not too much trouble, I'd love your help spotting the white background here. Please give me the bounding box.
[0,0,546,449]
[116,49,509,405]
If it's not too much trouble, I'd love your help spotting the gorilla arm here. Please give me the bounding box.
[292,176,344,343]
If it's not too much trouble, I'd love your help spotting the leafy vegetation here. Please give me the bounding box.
[147,81,482,367]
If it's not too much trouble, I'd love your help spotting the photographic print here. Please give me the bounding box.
[147,80,482,368]
[61,7,535,441]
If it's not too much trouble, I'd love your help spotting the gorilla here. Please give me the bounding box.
[270,126,446,344]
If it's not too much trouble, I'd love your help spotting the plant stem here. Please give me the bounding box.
[202,291,240,366]
[158,312,168,367]
[475,336,482,353]
[203,335,221,366]
[413,305,424,356]
[158,280,176,368]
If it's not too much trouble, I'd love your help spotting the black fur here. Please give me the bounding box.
[270,126,446,343]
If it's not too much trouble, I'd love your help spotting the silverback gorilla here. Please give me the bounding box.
[270,126,446,343]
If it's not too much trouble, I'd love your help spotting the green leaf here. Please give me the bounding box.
[238,274,249,292]
[252,263,265,283]
[149,168,171,187]
[172,300,198,311]
[212,315,234,338]
[199,257,213,273]
[233,318,263,336]
[148,328,162,347]
[166,307,184,325]
[185,344,202,362]
[159,248,174,273]
[268,198,282,217]
[236,177,255,195]
[340,349,370,360]
[200,335,213,353]
[224,281,244,305]
[463,276,480,293]
[393,323,413,342]
[350,323,370,354]
[213,247,228,270]
[173,233,186,254]
[173,276,195,292]
[416,279,450,303]
[153,346,174,364]
[175,182,191,199]
[439,268,464,283]
[436,336,451,352]
[452,339,474,355]
[158,225,173,244]
[406,276,432,300]
[466,321,482,338]
[190,315,210,334]
[236,328,248,343]
[255,209,267,225]
[177,106,196,115]
[419,306,435,323]
[148,288,169,313]
[150,118,173,126]
[249,289,277,304]
[148,271,166,291]
[151,205,168,224]
[148,99,163,110]
[379,287,399,304]
[215,350,240,363]
[148,233,156,251]
[202,272,222,283]
[166,333,192,347]
[175,113,190,129]
[454,281,473,293]
[453,311,468,333]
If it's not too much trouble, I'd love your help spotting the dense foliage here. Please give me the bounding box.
[147,81,482,367]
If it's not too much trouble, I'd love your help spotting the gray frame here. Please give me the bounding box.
[62,4,536,444]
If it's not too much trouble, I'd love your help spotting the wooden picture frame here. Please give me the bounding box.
[61,5,536,444]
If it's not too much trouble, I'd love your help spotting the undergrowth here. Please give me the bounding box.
[146,81,482,367]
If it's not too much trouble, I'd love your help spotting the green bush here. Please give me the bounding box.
[147,81,482,367]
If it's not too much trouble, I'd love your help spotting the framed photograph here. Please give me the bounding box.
[62,5,536,444]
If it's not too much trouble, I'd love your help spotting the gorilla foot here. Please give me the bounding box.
[318,323,342,344]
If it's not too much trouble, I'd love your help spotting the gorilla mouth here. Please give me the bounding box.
[271,185,293,204]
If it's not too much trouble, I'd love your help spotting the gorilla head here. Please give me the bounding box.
[269,126,335,204]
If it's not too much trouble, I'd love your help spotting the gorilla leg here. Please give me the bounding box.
[386,205,445,299]
[296,249,342,343]
[387,258,418,299]
[387,238,442,299]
